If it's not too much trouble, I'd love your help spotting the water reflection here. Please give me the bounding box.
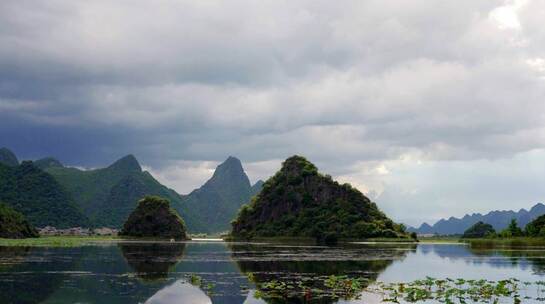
[230,243,416,303]
[0,247,80,304]
[2,241,545,304]
[467,243,545,275]
[119,242,186,281]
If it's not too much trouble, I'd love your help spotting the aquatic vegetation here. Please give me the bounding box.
[251,274,371,301]
[371,277,545,303]
[186,274,217,296]
[251,275,545,303]
[188,274,202,286]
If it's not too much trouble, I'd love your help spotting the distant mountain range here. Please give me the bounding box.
[408,203,545,235]
[0,148,262,233]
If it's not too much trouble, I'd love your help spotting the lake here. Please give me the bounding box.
[1,240,545,303]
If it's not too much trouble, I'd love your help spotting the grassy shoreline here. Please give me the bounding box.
[418,236,545,247]
[0,236,122,247]
[462,237,545,247]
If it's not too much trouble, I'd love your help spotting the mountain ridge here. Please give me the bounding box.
[42,154,205,231]
[0,148,263,233]
[409,203,545,235]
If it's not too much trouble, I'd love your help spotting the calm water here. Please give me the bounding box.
[1,240,545,303]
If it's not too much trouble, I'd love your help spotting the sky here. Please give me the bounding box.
[1,0,545,226]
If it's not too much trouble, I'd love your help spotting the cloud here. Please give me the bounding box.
[143,161,218,194]
[1,0,545,224]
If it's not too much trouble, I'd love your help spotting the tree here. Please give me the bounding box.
[500,218,523,237]
[525,214,545,237]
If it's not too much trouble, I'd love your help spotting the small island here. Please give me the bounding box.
[231,155,409,242]
[119,196,189,240]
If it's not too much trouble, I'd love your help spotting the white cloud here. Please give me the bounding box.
[489,0,527,30]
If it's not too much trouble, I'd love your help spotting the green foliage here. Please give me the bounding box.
[0,202,39,239]
[251,274,370,301]
[500,219,524,237]
[231,155,408,241]
[0,161,89,228]
[462,221,496,238]
[119,196,189,239]
[0,235,119,247]
[525,214,545,237]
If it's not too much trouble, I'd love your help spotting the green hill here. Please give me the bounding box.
[231,155,407,240]
[180,156,263,233]
[0,159,89,228]
[0,202,39,238]
[44,155,203,231]
[120,196,189,240]
[44,155,143,217]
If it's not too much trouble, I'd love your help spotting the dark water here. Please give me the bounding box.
[1,240,545,303]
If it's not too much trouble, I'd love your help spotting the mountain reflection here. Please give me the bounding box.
[467,243,545,274]
[229,242,416,304]
[119,242,186,281]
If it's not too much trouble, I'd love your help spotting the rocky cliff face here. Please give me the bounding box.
[120,196,188,239]
[231,155,407,240]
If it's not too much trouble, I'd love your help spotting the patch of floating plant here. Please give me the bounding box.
[183,274,217,296]
[249,273,372,301]
[251,275,545,303]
